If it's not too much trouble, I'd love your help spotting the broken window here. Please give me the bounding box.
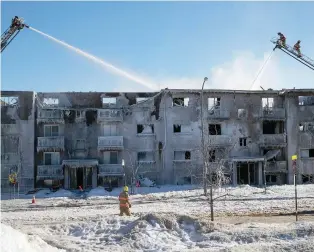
[173,124,181,133]
[102,97,117,105]
[137,124,154,134]
[43,98,59,106]
[266,175,277,183]
[174,151,191,160]
[185,151,191,160]
[299,123,305,131]
[208,97,221,110]
[262,97,274,109]
[208,124,221,135]
[136,97,148,103]
[298,96,314,106]
[44,152,60,165]
[262,121,284,134]
[0,96,18,106]
[138,152,147,161]
[300,149,314,158]
[137,151,154,162]
[44,125,59,137]
[302,175,314,183]
[172,97,189,107]
[238,109,248,119]
[76,110,85,118]
[209,150,216,162]
[239,137,247,147]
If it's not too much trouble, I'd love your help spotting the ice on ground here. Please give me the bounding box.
[0,223,64,252]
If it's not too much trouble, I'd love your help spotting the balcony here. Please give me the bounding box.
[207,135,233,146]
[37,137,65,152]
[266,161,287,173]
[97,109,123,123]
[98,136,124,151]
[62,159,98,168]
[258,107,285,120]
[98,164,124,176]
[37,110,64,124]
[1,124,19,135]
[137,161,157,173]
[299,132,314,148]
[207,109,230,120]
[300,159,314,174]
[37,165,64,179]
[259,134,287,147]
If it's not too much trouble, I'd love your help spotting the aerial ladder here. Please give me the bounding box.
[1,16,29,53]
[271,35,314,71]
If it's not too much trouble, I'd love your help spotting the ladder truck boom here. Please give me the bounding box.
[271,37,314,71]
[1,16,29,53]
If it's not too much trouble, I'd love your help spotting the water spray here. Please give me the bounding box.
[28,26,158,90]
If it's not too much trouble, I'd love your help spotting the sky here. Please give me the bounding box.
[1,1,314,92]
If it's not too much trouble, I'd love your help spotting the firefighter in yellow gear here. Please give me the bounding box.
[118,186,131,216]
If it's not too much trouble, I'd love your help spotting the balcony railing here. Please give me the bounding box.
[1,124,19,135]
[137,161,157,173]
[98,164,124,176]
[37,110,64,124]
[259,134,287,147]
[207,135,233,146]
[98,136,124,151]
[97,109,123,123]
[37,137,65,152]
[37,165,64,179]
[266,161,287,173]
[258,107,286,120]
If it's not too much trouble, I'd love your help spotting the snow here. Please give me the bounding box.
[1,184,314,251]
[0,223,64,252]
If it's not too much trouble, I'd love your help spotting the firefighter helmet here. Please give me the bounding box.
[123,186,128,192]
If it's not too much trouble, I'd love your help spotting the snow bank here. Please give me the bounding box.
[0,223,64,252]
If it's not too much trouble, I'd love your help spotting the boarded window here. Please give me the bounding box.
[208,124,221,135]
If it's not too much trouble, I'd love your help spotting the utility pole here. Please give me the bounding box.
[292,155,298,221]
[201,77,208,196]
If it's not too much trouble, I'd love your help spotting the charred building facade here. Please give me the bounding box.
[1,89,314,192]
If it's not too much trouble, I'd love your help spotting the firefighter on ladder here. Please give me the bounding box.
[277,32,286,48]
[293,40,302,57]
[118,186,131,216]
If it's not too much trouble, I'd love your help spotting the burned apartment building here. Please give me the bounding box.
[1,91,36,193]
[1,89,314,191]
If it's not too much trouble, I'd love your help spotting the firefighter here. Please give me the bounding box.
[293,40,302,57]
[118,186,131,216]
[277,32,286,48]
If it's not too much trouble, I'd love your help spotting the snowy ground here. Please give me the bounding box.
[1,184,314,252]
